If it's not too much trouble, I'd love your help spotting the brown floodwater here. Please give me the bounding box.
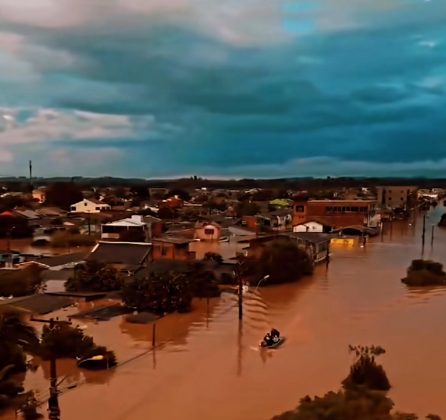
[4,207,446,420]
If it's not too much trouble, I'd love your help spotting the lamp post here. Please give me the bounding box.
[255,275,270,292]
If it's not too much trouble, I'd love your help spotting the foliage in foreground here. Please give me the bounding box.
[342,345,390,391]
[40,323,116,367]
[65,261,123,292]
[402,260,446,286]
[272,345,440,420]
[0,310,39,412]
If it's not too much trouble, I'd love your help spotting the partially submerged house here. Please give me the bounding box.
[152,237,195,261]
[242,232,331,264]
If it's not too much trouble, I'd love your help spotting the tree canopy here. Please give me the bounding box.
[65,261,123,292]
[45,182,83,210]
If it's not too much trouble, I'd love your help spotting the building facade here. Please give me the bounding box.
[376,186,418,210]
[293,200,376,229]
[70,199,111,214]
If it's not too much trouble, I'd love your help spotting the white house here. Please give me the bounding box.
[70,199,111,214]
[101,215,148,241]
[293,221,328,233]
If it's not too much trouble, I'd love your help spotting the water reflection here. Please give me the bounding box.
[236,322,243,377]
[119,298,220,351]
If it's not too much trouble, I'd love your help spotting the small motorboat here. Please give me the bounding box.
[260,336,285,349]
[260,329,285,349]
[77,354,112,370]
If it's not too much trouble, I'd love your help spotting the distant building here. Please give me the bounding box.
[194,222,222,241]
[101,215,163,242]
[376,186,418,210]
[70,198,111,214]
[293,220,331,233]
[152,237,195,261]
[32,187,47,204]
[293,200,376,229]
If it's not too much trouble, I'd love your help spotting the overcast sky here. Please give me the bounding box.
[0,0,445,178]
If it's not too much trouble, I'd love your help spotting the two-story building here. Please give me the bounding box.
[293,200,376,230]
[70,199,111,214]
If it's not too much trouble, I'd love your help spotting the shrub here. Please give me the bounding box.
[402,260,446,286]
[342,345,390,391]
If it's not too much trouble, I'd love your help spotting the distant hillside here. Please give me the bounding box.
[1,176,446,190]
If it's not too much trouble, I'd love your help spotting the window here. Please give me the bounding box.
[204,228,215,235]
[84,202,87,206]
[70,206,75,211]
[96,207,100,210]
[295,205,305,213]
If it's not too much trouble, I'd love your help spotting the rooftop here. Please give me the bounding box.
[0,294,74,315]
[87,241,151,266]
[152,237,194,245]
[28,252,88,268]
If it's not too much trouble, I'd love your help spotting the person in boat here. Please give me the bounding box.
[263,332,273,346]
[271,328,280,342]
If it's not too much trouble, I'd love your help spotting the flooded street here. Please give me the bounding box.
[5,208,446,420]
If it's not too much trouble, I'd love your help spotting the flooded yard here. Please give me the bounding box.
[3,208,446,420]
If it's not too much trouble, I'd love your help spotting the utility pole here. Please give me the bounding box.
[87,212,91,236]
[431,225,435,247]
[422,214,426,251]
